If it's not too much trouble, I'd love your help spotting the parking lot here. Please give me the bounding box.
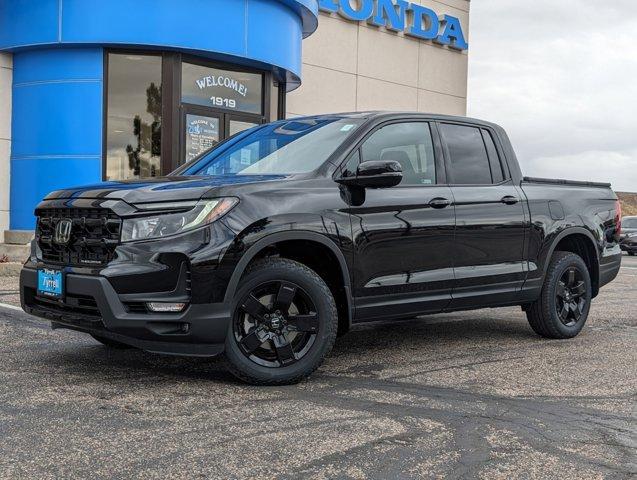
[0,255,635,479]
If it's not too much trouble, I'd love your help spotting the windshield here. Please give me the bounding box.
[624,218,637,229]
[182,117,363,176]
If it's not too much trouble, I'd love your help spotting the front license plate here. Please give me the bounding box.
[37,269,64,298]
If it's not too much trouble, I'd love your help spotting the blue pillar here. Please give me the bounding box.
[10,48,103,229]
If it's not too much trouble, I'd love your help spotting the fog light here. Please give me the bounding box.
[146,302,187,313]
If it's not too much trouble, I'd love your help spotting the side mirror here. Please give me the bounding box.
[336,160,403,189]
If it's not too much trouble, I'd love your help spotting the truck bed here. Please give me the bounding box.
[522,176,612,189]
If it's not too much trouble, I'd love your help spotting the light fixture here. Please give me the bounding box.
[146,302,187,313]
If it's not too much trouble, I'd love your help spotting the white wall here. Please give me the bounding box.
[0,52,11,242]
[287,0,470,117]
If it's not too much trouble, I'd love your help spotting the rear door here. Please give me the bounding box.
[439,122,528,308]
[344,121,456,321]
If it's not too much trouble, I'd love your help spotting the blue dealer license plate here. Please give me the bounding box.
[37,269,64,298]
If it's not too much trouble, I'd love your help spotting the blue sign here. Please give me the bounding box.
[318,0,468,51]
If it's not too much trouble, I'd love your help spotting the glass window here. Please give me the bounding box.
[623,218,637,228]
[105,54,162,181]
[440,124,492,185]
[182,62,263,115]
[229,119,259,136]
[482,129,505,183]
[184,117,363,176]
[341,150,361,178]
[185,114,220,163]
[360,122,436,186]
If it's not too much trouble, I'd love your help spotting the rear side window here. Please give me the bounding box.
[482,129,505,183]
[440,123,492,185]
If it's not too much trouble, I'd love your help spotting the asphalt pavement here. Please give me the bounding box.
[0,256,635,479]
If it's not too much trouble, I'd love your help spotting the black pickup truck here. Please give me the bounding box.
[20,113,623,384]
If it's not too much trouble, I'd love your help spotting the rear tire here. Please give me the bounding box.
[90,334,133,349]
[526,251,592,339]
[224,258,338,385]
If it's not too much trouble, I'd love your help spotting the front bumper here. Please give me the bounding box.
[620,241,637,253]
[20,267,231,357]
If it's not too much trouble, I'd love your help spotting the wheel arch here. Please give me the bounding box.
[223,231,353,332]
[544,227,601,297]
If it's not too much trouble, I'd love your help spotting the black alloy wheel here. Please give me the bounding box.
[526,251,592,339]
[555,267,587,327]
[234,280,319,368]
[224,258,338,385]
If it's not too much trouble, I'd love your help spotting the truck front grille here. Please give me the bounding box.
[36,207,122,266]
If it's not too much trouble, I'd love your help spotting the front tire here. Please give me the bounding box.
[224,258,338,385]
[526,251,592,339]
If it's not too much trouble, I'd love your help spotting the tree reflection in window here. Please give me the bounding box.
[106,54,162,180]
[125,83,162,177]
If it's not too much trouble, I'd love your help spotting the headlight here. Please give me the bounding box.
[121,198,238,242]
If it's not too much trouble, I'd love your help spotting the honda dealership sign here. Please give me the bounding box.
[319,0,468,51]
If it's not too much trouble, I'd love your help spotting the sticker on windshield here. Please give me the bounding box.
[340,124,355,132]
[240,149,251,165]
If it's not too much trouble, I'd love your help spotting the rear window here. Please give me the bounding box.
[440,124,492,185]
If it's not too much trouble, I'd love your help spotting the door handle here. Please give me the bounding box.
[501,195,519,205]
[429,197,452,209]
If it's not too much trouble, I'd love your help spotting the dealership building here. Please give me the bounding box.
[0,0,469,246]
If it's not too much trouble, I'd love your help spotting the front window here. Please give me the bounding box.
[105,53,162,181]
[358,122,436,186]
[183,117,363,176]
[624,218,637,229]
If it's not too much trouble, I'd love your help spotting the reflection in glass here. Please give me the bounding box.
[106,54,162,180]
[185,117,364,176]
[229,120,258,136]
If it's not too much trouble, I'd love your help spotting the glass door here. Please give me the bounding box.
[182,105,223,163]
[229,117,259,136]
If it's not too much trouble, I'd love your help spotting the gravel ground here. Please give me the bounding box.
[0,256,635,479]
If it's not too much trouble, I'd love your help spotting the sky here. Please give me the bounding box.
[467,0,637,192]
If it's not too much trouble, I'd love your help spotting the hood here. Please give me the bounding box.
[44,175,287,204]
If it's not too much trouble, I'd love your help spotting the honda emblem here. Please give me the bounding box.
[53,219,73,245]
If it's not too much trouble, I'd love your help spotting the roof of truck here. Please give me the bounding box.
[287,111,502,129]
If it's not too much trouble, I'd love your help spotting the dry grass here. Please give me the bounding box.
[618,192,637,216]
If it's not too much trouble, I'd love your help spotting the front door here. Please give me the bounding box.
[439,122,528,309]
[181,106,262,164]
[183,106,223,163]
[178,60,266,166]
[345,121,456,322]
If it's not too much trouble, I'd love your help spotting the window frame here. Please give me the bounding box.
[437,121,513,187]
[334,119,447,187]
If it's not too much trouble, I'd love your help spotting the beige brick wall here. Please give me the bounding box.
[0,53,11,242]
[287,0,469,118]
